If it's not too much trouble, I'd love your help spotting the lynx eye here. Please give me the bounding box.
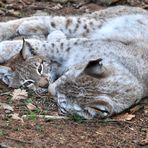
[21,79,35,87]
[37,64,43,75]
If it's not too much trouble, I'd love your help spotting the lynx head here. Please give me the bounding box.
[0,39,51,93]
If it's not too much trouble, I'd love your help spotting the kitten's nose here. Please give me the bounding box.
[38,76,49,88]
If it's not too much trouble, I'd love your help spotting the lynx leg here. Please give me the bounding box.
[48,62,89,95]
[48,58,108,95]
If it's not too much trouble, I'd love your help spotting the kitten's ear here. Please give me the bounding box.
[0,65,14,85]
[21,38,35,59]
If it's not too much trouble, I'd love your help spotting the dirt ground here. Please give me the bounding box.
[0,0,148,147]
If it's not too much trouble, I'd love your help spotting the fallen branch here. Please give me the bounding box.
[22,114,69,120]
[98,118,132,124]
[6,137,33,144]
[50,0,68,4]
[73,1,90,9]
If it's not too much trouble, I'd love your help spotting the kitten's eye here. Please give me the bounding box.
[21,79,35,87]
[37,64,43,75]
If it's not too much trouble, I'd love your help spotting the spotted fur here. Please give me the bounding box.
[0,6,147,119]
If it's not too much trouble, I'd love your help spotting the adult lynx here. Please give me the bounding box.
[0,6,148,119]
[0,6,147,42]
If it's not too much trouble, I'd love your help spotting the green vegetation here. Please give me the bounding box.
[69,113,86,123]
[0,130,4,136]
[35,124,44,132]
[26,111,37,121]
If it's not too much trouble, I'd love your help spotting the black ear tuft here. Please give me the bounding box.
[86,58,103,68]
[21,38,36,59]
[20,38,25,57]
[84,58,108,78]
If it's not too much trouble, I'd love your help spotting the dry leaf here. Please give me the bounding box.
[11,113,24,123]
[33,10,49,16]
[11,89,28,101]
[7,9,21,17]
[144,104,148,110]
[139,131,148,146]
[140,139,148,145]
[113,113,135,121]
[26,103,36,111]
[52,4,63,10]
[0,102,14,112]
[144,104,148,114]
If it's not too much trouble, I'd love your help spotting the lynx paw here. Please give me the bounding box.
[82,99,113,119]
[56,94,113,119]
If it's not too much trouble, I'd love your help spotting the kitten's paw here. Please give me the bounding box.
[36,88,48,94]
[48,82,57,95]
[56,93,113,119]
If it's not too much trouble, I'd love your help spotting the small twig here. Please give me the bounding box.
[0,92,11,96]
[73,1,90,9]
[19,0,32,6]
[22,114,69,120]
[6,137,33,144]
[97,118,132,124]
[25,5,52,11]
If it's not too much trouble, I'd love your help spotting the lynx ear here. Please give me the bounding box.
[0,65,14,85]
[84,58,108,78]
[86,59,103,68]
[21,38,35,60]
